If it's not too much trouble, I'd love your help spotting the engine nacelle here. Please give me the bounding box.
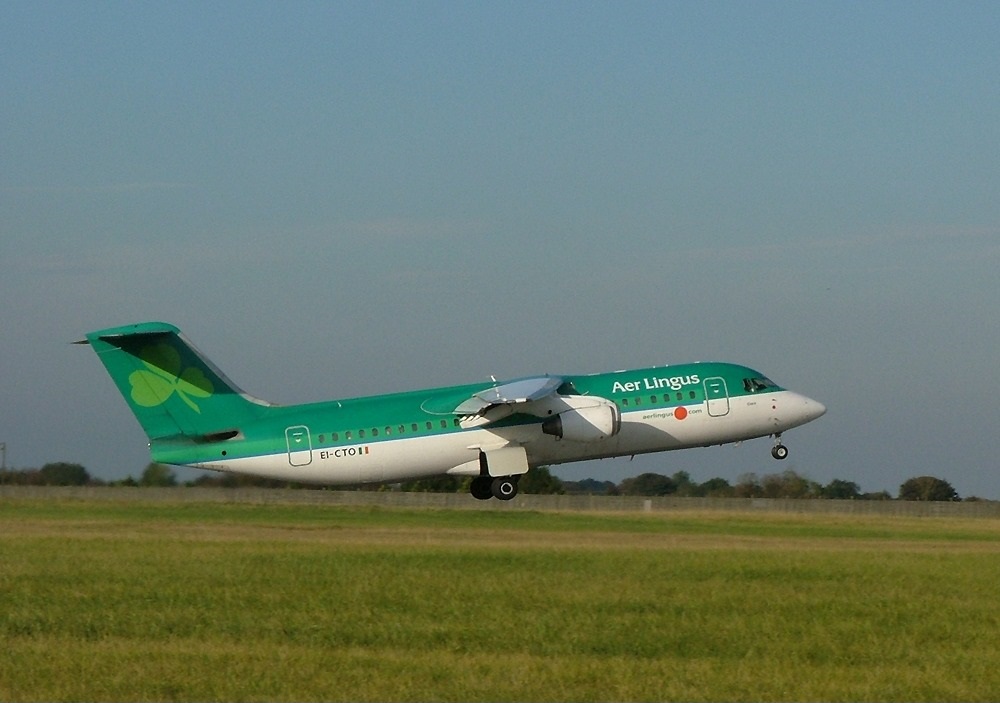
[541,399,621,442]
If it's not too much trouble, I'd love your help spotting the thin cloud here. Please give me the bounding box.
[3,182,194,195]
[20,255,107,276]
[685,224,999,263]
[342,216,492,241]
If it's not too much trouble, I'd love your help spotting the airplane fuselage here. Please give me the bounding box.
[150,362,824,486]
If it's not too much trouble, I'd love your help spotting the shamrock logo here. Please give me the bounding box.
[128,343,214,413]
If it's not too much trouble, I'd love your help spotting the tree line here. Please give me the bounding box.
[0,462,975,502]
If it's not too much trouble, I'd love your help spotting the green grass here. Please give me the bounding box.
[2,499,1000,701]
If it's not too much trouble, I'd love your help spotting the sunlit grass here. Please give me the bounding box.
[2,499,1000,701]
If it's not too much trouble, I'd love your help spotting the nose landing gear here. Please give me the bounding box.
[771,434,789,460]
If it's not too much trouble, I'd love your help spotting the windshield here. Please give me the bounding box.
[743,377,777,392]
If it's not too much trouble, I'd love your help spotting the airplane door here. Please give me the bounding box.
[704,377,730,417]
[285,425,313,466]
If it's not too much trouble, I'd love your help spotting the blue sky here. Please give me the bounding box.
[2,1,998,496]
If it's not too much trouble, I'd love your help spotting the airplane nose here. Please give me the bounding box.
[804,397,827,422]
[776,392,827,429]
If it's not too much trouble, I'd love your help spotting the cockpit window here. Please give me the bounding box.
[743,377,777,392]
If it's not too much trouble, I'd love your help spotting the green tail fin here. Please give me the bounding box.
[78,322,270,441]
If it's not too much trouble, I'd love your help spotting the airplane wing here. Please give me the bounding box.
[420,375,569,428]
[454,376,564,416]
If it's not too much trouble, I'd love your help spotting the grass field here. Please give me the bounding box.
[2,499,1000,701]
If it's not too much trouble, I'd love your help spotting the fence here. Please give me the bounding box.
[2,485,998,518]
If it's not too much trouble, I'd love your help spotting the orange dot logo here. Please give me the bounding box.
[674,406,688,420]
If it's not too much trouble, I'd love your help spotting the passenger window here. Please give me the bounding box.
[689,390,696,399]
[622,398,629,407]
[676,392,683,401]
[318,434,325,443]
[398,425,405,434]
[440,420,448,429]
[358,430,365,438]
[651,395,658,404]
[372,428,379,437]
[426,421,433,430]
[384,427,392,435]
[332,432,339,441]
[634,397,641,406]
[345,431,352,440]
[411,423,418,432]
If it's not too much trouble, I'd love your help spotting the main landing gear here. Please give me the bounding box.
[771,434,789,460]
[470,475,520,501]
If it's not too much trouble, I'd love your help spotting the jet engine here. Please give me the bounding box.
[541,398,621,442]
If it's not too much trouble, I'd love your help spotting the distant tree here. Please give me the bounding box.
[862,490,892,501]
[0,468,39,485]
[698,477,734,497]
[518,466,564,494]
[185,473,301,488]
[187,473,234,488]
[139,463,177,487]
[733,471,821,499]
[760,472,786,498]
[899,476,958,501]
[670,471,699,497]
[821,479,862,500]
[562,478,618,495]
[759,470,820,498]
[785,471,821,498]
[39,462,90,486]
[734,472,762,498]
[399,475,463,492]
[619,472,677,496]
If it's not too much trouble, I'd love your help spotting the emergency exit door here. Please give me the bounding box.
[285,425,313,466]
[703,377,730,417]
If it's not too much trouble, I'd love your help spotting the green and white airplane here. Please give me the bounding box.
[79,321,826,500]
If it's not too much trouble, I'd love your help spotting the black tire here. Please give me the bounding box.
[771,445,789,460]
[470,476,493,500]
[491,476,518,501]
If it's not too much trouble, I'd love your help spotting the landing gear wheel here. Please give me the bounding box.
[771,444,789,460]
[470,476,493,500]
[491,476,519,501]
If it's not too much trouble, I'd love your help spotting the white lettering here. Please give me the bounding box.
[614,374,701,394]
[613,380,642,393]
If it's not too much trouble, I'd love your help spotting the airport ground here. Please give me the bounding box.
[2,490,999,701]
